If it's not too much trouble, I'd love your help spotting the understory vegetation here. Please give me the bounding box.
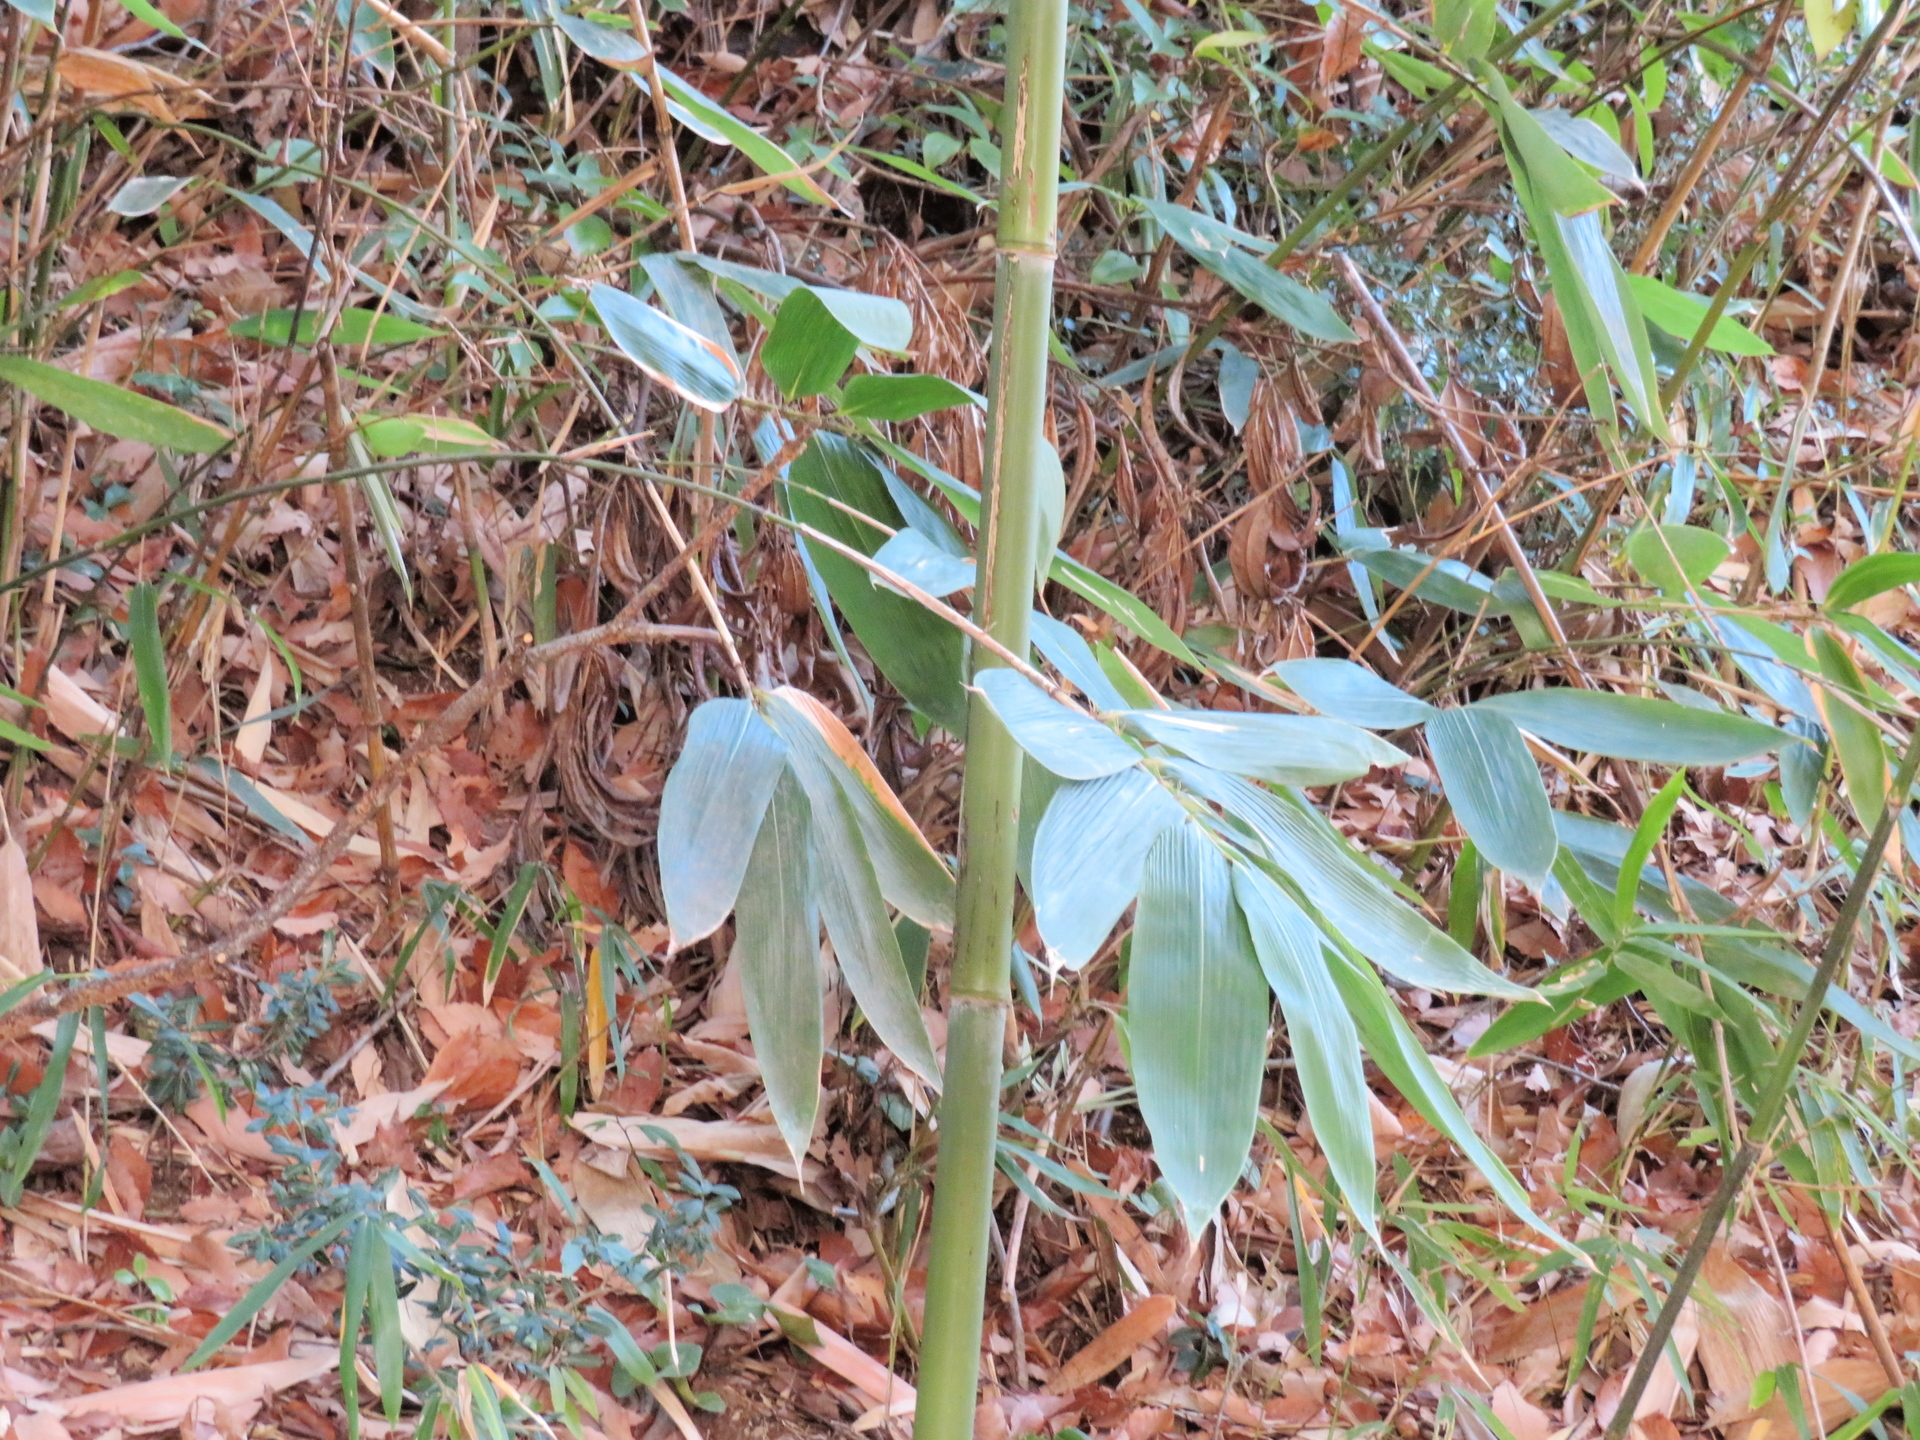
[1,0,1919,1434]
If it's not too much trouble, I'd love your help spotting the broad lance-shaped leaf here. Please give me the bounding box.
[1473,689,1792,765]
[760,686,953,929]
[1131,823,1269,1229]
[1123,710,1407,787]
[1424,706,1556,893]
[1142,199,1356,344]
[1232,864,1377,1236]
[734,770,823,1173]
[1170,762,1533,1000]
[658,699,789,950]
[590,282,740,412]
[1032,769,1184,968]
[1316,933,1564,1247]
[1824,552,1920,613]
[0,355,230,453]
[974,668,1140,780]
[758,695,940,1085]
[1811,630,1887,827]
[1270,657,1436,729]
[784,435,968,732]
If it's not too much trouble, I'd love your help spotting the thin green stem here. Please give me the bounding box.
[913,0,1068,1432]
[1600,720,1920,1440]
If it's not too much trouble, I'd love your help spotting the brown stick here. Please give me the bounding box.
[0,616,720,1046]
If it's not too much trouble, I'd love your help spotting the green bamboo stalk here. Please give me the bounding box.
[912,0,1068,1433]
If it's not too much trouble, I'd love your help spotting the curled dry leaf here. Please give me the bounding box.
[54,49,212,122]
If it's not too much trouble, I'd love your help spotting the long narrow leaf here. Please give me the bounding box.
[658,698,789,949]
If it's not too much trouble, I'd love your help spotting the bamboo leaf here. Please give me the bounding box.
[185,1214,357,1368]
[1172,763,1534,999]
[1811,630,1887,827]
[1269,657,1437,728]
[1432,0,1495,58]
[0,1012,76,1205]
[484,862,541,1004]
[974,669,1141,780]
[1625,275,1773,356]
[1614,769,1688,935]
[1030,611,1130,711]
[1143,200,1355,343]
[1123,710,1408,786]
[762,288,862,399]
[1233,864,1378,1235]
[1624,522,1731,594]
[871,528,976,597]
[341,1218,371,1437]
[1131,823,1270,1229]
[760,698,941,1086]
[1425,707,1557,892]
[590,282,741,412]
[759,686,953,928]
[1032,768,1184,968]
[231,308,442,347]
[1824,552,1920,612]
[127,581,171,767]
[658,698,789,950]
[734,770,823,1174]
[657,66,839,209]
[839,373,981,421]
[784,435,968,731]
[1474,690,1791,764]
[108,175,191,215]
[360,414,501,457]
[365,1222,405,1425]
[0,355,231,453]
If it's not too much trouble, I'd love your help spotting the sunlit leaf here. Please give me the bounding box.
[1474,689,1791,764]
[1123,709,1407,786]
[1425,706,1556,892]
[1270,657,1437,729]
[1032,768,1183,968]
[590,282,741,411]
[974,669,1140,780]
[657,699,789,950]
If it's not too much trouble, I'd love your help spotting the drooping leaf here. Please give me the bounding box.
[777,720,941,1087]
[1131,823,1270,1229]
[127,582,172,767]
[1425,706,1556,892]
[840,373,982,421]
[733,770,823,1173]
[1625,522,1731,594]
[657,699,789,950]
[657,66,839,209]
[871,528,976,597]
[1173,763,1534,999]
[1811,629,1888,827]
[0,355,231,453]
[784,436,969,731]
[974,668,1140,780]
[590,282,741,411]
[1143,200,1355,343]
[762,288,862,399]
[759,686,953,928]
[1824,552,1920,613]
[1233,864,1377,1235]
[1123,709,1407,786]
[1032,769,1184,968]
[1530,108,1639,182]
[231,307,442,347]
[547,8,647,62]
[1030,611,1129,712]
[1270,657,1437,729]
[1625,274,1774,356]
[1474,689,1790,764]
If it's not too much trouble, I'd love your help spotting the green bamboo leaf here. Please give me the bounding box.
[590,282,741,412]
[785,435,968,731]
[231,308,442,347]
[658,698,789,949]
[356,468,413,602]
[0,717,51,754]
[1123,710,1408,786]
[657,66,838,209]
[1269,658,1436,729]
[974,669,1140,780]
[1530,108,1638,182]
[1474,690,1791,764]
[2,0,56,26]
[0,1012,77,1205]
[1352,547,1508,615]
[365,1223,405,1425]
[734,770,822,1176]
[759,699,941,1086]
[1318,939,1562,1244]
[1625,275,1773,356]
[758,686,954,928]
[1172,763,1533,999]
[0,355,231,453]
[763,288,861,400]
[360,414,501,457]
[547,7,647,61]
[109,175,191,216]
[1232,865,1377,1235]
[1132,824,1270,1228]
[1425,707,1556,892]
[871,529,976,597]
[1143,201,1355,343]
[341,1219,372,1438]
[839,374,982,421]
[1047,554,1204,667]
[1029,611,1129,712]
[1613,769,1687,935]
[126,582,171,767]
[1824,552,1920,613]
[1811,630,1887,826]
[185,1213,357,1368]
[1624,522,1731,594]
[485,862,542,1001]
[1432,0,1494,58]
[1032,768,1184,968]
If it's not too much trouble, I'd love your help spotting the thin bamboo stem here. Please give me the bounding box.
[912,0,1068,1430]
